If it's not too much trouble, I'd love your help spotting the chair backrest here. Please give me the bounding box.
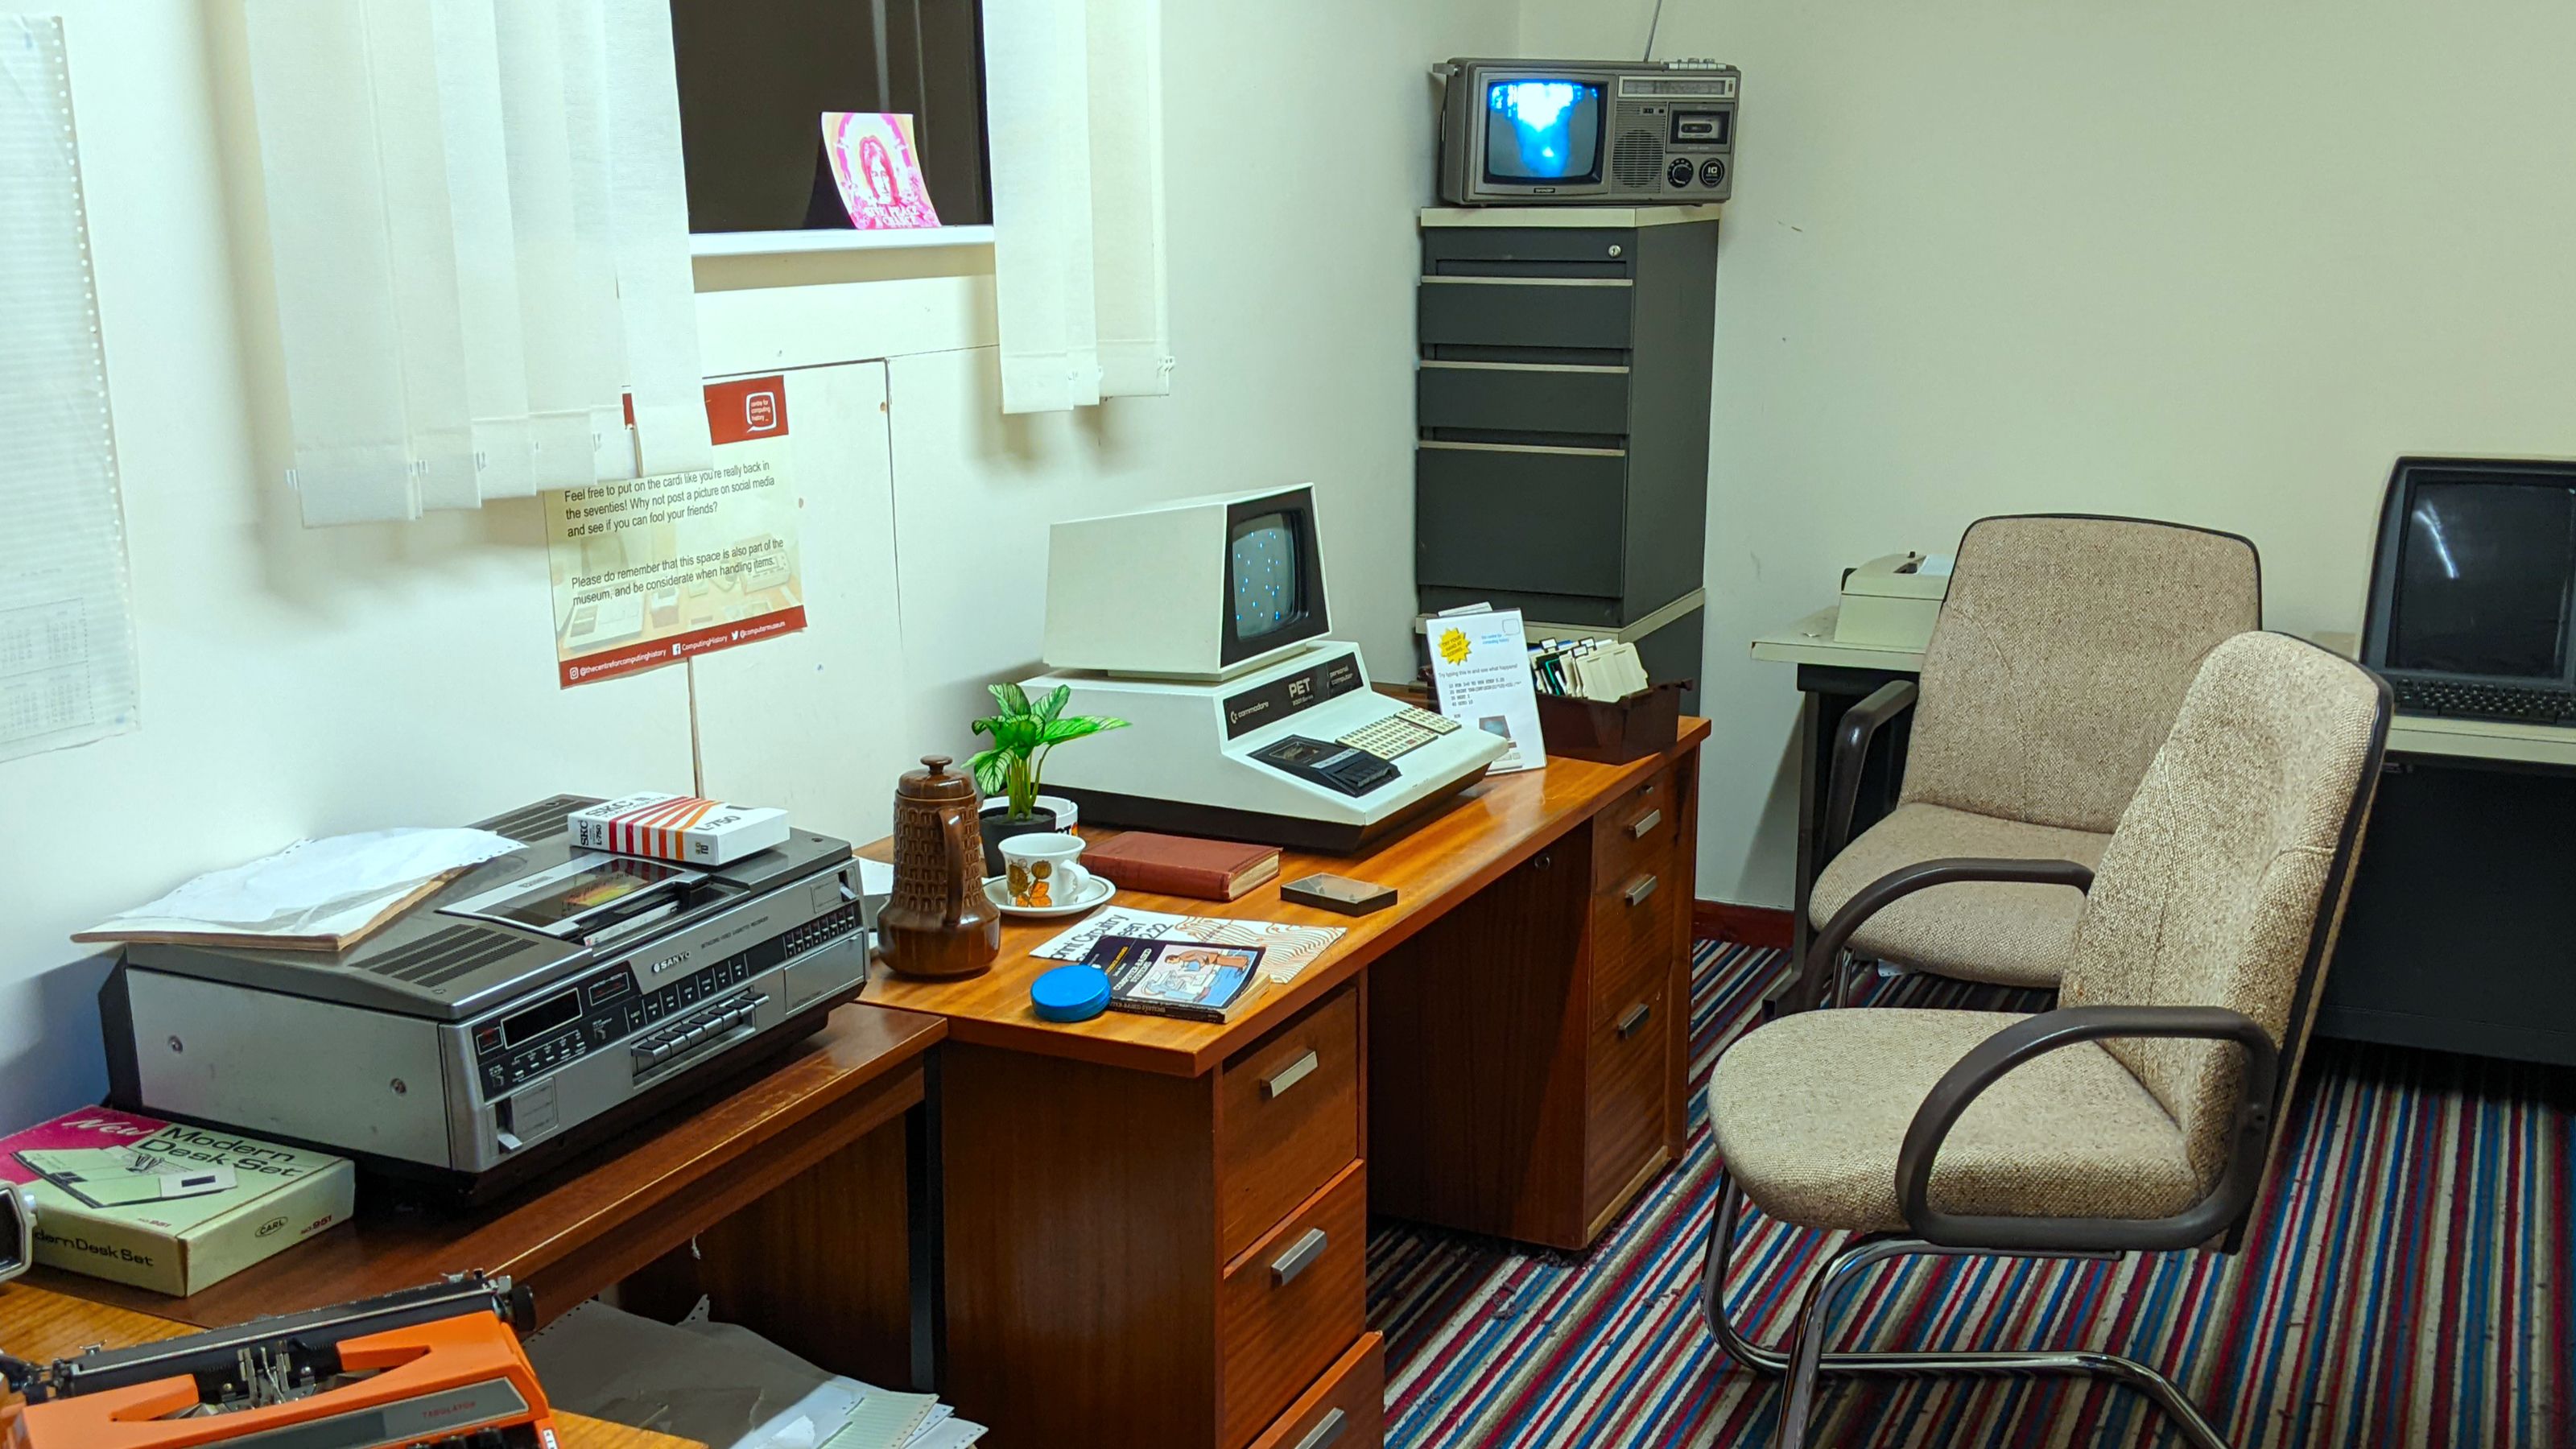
[1902,515,2262,834]
[2061,632,2389,1189]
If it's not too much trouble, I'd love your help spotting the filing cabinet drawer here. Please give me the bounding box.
[1248,1331,1385,1449]
[1418,362,1632,437]
[1422,225,1637,276]
[1221,1162,1368,1449]
[1417,445,1629,598]
[1218,988,1360,1261]
[1418,278,1635,350]
[1591,867,1680,1030]
[1592,768,1678,892]
[1583,985,1671,1224]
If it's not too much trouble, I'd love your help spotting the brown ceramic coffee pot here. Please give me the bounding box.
[872,754,1001,980]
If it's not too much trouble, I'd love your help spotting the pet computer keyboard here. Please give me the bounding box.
[1335,705,1463,761]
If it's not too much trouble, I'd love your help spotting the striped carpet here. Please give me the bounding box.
[1366,941,2575,1448]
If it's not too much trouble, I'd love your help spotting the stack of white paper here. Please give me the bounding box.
[526,1298,985,1449]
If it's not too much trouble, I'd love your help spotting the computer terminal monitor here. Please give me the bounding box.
[1042,485,1332,679]
[2362,458,2576,708]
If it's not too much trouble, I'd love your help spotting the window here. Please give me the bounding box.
[669,1,991,232]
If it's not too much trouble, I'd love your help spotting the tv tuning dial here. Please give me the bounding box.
[1666,158,1695,188]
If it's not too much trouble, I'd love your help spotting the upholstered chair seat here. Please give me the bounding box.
[1808,804,2110,988]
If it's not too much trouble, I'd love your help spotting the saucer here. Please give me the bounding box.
[984,872,1117,919]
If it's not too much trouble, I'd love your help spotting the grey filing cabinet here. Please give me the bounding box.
[1414,207,1719,707]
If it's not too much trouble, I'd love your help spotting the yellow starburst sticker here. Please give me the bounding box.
[1437,627,1472,666]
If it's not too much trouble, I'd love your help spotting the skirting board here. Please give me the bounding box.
[1693,900,1792,950]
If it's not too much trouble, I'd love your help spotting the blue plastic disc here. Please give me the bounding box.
[1030,964,1112,1023]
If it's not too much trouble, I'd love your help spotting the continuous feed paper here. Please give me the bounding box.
[0,18,140,760]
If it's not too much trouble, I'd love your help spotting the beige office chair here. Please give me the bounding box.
[1704,631,2387,1449]
[1802,514,2261,1006]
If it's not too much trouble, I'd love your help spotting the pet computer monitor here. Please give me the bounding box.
[2363,458,2576,687]
[1042,485,1332,679]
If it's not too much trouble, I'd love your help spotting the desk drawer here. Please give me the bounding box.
[1249,1331,1385,1449]
[1218,988,1361,1261]
[1584,985,1671,1225]
[1591,767,1678,892]
[1418,277,1634,350]
[1222,1162,1368,1449]
[1592,865,1680,1030]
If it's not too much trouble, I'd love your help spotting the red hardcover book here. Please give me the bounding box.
[1085,832,1283,902]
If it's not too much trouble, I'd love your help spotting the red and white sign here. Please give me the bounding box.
[543,376,807,688]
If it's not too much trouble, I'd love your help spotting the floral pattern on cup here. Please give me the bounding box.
[1007,859,1057,907]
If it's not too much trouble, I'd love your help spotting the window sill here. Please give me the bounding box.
[689,225,996,258]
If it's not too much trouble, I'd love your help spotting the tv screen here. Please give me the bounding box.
[2389,477,2576,679]
[1230,513,1302,640]
[1484,78,1604,184]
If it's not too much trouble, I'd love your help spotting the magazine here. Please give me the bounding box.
[1085,935,1268,1023]
[1033,908,1344,985]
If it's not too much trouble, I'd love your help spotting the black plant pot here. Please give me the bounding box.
[978,796,1075,877]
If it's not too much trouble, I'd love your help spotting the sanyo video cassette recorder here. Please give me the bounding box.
[101,796,868,1202]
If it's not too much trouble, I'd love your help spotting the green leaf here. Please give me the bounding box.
[988,680,1032,718]
[1038,684,1071,724]
[969,714,1000,739]
[967,749,1009,798]
[1038,714,1127,745]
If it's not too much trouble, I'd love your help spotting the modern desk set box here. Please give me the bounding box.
[0,1106,354,1296]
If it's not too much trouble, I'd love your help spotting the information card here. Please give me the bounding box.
[1429,605,1546,773]
[543,376,807,687]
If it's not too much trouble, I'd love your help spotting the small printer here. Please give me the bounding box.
[1835,551,1953,653]
[101,796,867,1201]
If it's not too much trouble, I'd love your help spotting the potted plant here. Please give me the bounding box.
[968,682,1128,874]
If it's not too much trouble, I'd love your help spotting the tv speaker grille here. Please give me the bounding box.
[1610,129,1662,188]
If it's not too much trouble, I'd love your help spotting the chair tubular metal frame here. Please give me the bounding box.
[1699,1168,2231,1449]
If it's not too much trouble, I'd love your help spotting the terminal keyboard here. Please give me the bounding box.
[2392,678,2576,724]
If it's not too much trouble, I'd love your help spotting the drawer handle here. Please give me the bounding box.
[1617,1002,1653,1038]
[1629,807,1663,840]
[1293,1408,1350,1449]
[1270,1228,1329,1286]
[1624,873,1660,907]
[1262,1049,1320,1100]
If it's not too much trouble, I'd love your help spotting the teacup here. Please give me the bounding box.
[1000,832,1093,908]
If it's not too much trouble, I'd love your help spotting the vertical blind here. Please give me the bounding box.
[245,0,713,526]
[982,0,1173,414]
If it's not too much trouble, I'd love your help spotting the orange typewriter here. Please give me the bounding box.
[2,1273,559,1449]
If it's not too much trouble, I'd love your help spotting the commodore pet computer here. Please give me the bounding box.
[1026,485,1508,852]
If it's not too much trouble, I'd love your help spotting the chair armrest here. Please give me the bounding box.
[1893,1005,2281,1252]
[1796,857,2095,1009]
[1818,679,1919,864]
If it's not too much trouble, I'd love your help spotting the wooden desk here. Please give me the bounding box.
[873,722,1709,1449]
[0,1282,699,1449]
[26,1003,944,1393]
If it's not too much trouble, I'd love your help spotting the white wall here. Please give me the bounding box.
[0,0,1521,1129]
[1526,0,2576,906]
